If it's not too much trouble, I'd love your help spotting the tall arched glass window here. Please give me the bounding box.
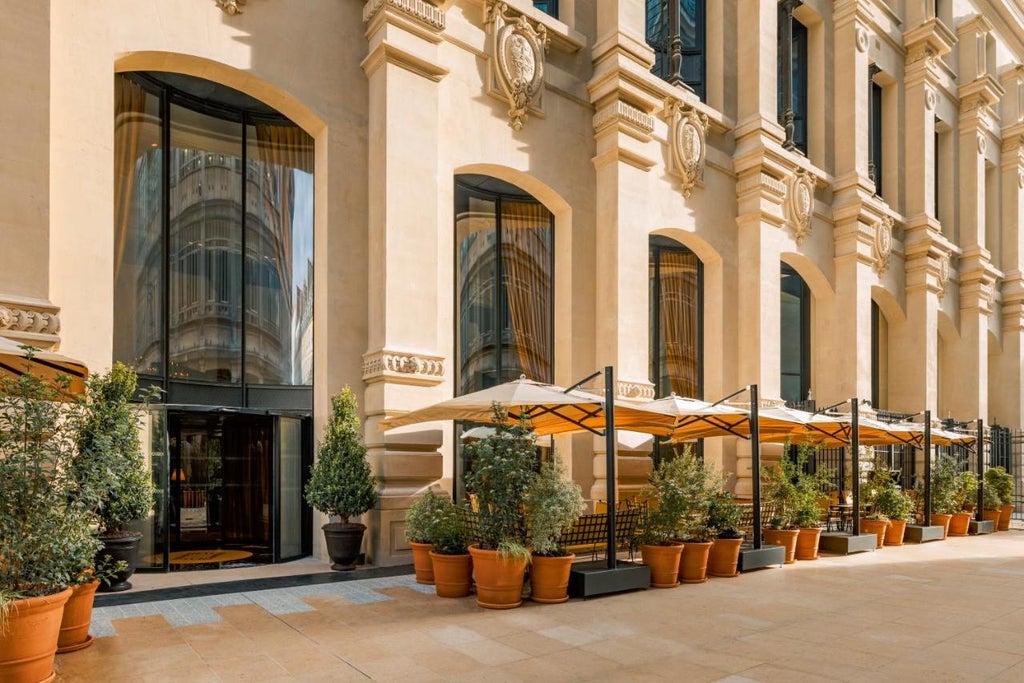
[455,175,554,393]
[649,237,703,398]
[114,72,314,405]
[780,263,810,405]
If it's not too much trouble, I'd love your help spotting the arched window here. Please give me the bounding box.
[455,175,554,394]
[780,263,810,405]
[649,237,703,398]
[113,72,314,406]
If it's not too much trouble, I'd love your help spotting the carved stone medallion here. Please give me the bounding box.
[216,0,246,14]
[786,169,815,243]
[488,2,549,131]
[666,100,709,198]
[938,253,951,299]
[873,215,894,275]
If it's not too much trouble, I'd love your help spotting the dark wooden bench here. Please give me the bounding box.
[561,507,643,560]
[736,501,777,535]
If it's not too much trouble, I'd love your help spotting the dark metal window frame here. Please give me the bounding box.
[121,72,313,411]
[778,1,808,155]
[780,262,811,405]
[868,70,883,196]
[532,0,558,19]
[648,236,704,400]
[646,0,707,101]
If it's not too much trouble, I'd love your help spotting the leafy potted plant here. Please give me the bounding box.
[637,456,690,587]
[305,387,379,571]
[523,457,584,603]
[982,482,1003,527]
[928,454,961,538]
[671,450,719,584]
[760,447,805,563]
[948,470,978,536]
[462,405,536,608]
[426,498,473,598]
[869,473,915,546]
[984,466,1015,531]
[406,488,451,584]
[0,351,98,682]
[71,363,155,593]
[706,491,743,578]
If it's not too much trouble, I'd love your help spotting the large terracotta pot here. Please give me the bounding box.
[322,523,366,571]
[983,509,1002,526]
[468,545,527,609]
[678,541,713,584]
[860,519,889,549]
[762,528,799,564]
[409,541,434,585]
[999,504,1015,531]
[707,537,743,578]
[884,518,907,546]
[57,579,100,654]
[96,532,143,592]
[530,553,575,604]
[795,527,822,560]
[429,551,472,598]
[639,543,683,588]
[0,587,72,683]
[929,513,953,539]
[948,512,972,537]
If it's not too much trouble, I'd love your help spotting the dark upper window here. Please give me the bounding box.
[780,263,810,406]
[869,76,883,196]
[777,3,808,155]
[649,236,703,399]
[114,72,314,403]
[532,1,558,18]
[646,0,706,101]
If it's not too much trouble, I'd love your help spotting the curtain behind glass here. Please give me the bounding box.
[500,200,552,383]
[113,75,163,377]
[456,193,498,394]
[658,249,699,397]
[246,124,314,385]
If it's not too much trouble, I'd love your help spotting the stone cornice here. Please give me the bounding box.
[592,99,654,141]
[362,348,445,386]
[0,295,61,347]
[363,0,445,32]
[616,380,655,402]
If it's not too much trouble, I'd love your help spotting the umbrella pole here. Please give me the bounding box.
[924,411,932,526]
[604,365,617,570]
[851,398,861,537]
[976,419,984,522]
[750,384,762,550]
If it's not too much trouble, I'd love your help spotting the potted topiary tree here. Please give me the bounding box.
[670,449,719,584]
[523,456,584,604]
[984,466,1015,531]
[305,387,379,571]
[462,405,537,609]
[426,498,472,599]
[1,350,99,682]
[406,488,450,584]
[71,362,155,593]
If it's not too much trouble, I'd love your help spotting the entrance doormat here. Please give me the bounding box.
[146,550,253,565]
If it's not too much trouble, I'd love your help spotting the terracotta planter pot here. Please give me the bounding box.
[884,518,907,546]
[0,587,72,683]
[678,541,713,584]
[468,545,527,609]
[409,541,434,585]
[57,579,100,653]
[96,532,143,592]
[762,528,799,564]
[860,519,889,549]
[999,504,1015,531]
[322,522,366,571]
[429,551,472,598]
[529,553,575,604]
[929,513,953,539]
[795,527,822,560]
[983,508,1002,526]
[639,543,683,588]
[948,512,972,537]
[707,537,743,578]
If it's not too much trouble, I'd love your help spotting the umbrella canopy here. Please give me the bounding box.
[0,336,87,398]
[379,376,672,436]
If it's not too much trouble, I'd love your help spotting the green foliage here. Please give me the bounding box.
[864,457,914,521]
[406,489,450,544]
[955,470,979,510]
[983,484,1002,511]
[524,457,585,556]
[71,363,156,535]
[984,466,1014,506]
[0,349,99,614]
[305,387,378,522]
[929,454,962,514]
[424,496,471,555]
[640,447,717,544]
[463,405,538,554]
[761,443,835,529]
[706,492,743,539]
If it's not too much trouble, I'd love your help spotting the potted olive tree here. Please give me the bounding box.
[762,443,833,561]
[928,454,961,538]
[426,497,472,598]
[405,488,451,584]
[637,456,691,588]
[706,492,743,578]
[463,405,537,609]
[984,466,1015,531]
[671,450,719,584]
[1,351,98,682]
[523,456,584,603]
[72,363,155,593]
[305,387,378,571]
[949,471,978,536]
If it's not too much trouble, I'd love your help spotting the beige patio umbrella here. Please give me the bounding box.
[0,336,87,398]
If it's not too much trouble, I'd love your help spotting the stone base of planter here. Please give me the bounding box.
[969,520,995,535]
[567,560,650,598]
[737,545,786,572]
[904,525,944,543]
[818,532,877,555]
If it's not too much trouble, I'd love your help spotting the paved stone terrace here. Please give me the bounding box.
[56,531,1024,681]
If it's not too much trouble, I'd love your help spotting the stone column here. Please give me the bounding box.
[360,0,449,565]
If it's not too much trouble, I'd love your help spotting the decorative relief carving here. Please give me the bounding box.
[1018,169,1024,190]
[215,0,246,14]
[0,304,60,336]
[873,216,894,275]
[617,380,655,401]
[906,43,937,66]
[487,2,549,131]
[362,0,445,30]
[666,100,709,198]
[855,25,869,53]
[362,349,445,386]
[938,253,951,300]
[592,101,654,135]
[977,133,987,154]
[786,169,815,243]
[925,86,936,111]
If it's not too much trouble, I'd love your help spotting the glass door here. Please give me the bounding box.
[277,416,307,560]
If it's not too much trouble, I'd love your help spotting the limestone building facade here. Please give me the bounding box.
[2,0,1023,568]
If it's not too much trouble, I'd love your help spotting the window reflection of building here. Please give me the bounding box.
[649,236,702,399]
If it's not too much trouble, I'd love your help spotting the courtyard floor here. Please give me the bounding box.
[56,529,1024,682]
